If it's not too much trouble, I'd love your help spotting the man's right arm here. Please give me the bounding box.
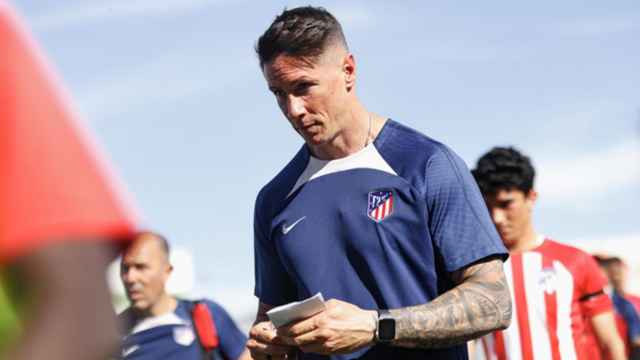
[248,302,296,360]
[590,311,626,360]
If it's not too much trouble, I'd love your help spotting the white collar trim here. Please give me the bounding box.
[131,312,187,334]
[288,144,396,197]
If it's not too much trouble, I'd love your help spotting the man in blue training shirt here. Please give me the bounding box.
[596,256,640,359]
[248,6,512,360]
[119,232,251,360]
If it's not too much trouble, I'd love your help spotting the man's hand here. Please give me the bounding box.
[247,321,294,360]
[276,299,377,355]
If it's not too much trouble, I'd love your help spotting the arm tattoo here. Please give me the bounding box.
[389,258,512,349]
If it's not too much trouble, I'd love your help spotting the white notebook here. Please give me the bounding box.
[266,293,326,328]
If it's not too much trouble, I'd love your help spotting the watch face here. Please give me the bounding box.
[378,317,395,341]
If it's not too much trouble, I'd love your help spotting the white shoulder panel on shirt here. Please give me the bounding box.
[131,311,187,334]
[288,144,397,197]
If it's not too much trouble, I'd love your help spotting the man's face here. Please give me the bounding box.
[484,188,537,249]
[120,236,172,313]
[262,47,354,147]
[604,261,626,290]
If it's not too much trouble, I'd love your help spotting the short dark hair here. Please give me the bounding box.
[256,6,348,67]
[472,146,535,195]
[594,255,623,267]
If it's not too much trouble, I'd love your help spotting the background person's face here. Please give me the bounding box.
[484,189,537,249]
[605,261,627,290]
[262,50,352,147]
[120,238,171,312]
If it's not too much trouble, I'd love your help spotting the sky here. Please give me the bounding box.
[12,0,640,320]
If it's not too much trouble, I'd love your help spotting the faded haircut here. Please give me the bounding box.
[256,6,348,67]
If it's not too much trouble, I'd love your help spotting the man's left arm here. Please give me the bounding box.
[590,311,626,360]
[390,257,511,348]
[389,147,512,348]
[278,257,511,354]
[578,254,626,360]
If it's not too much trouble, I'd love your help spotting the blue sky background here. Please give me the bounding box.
[13,0,640,318]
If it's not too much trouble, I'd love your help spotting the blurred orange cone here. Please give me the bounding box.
[0,2,138,263]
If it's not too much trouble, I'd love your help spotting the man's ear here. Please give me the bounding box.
[343,53,356,91]
[525,189,538,208]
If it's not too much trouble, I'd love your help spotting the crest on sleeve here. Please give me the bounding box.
[367,190,394,222]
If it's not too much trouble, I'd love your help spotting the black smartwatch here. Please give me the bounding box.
[376,309,395,343]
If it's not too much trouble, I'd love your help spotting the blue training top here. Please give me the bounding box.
[254,119,507,360]
[120,299,247,360]
[613,292,640,342]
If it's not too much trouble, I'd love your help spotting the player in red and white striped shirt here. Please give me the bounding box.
[470,147,625,360]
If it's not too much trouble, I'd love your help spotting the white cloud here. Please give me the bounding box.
[201,286,257,332]
[75,49,254,121]
[30,0,225,30]
[571,232,640,295]
[536,139,640,204]
[331,4,378,29]
[542,16,639,37]
[571,232,640,258]
[546,100,626,125]
[78,60,204,119]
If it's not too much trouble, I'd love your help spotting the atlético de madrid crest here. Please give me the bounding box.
[367,190,394,222]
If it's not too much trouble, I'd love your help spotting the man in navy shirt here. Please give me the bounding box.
[119,232,251,360]
[596,256,640,359]
[248,6,512,360]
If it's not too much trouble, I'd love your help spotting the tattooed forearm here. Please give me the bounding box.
[389,258,512,349]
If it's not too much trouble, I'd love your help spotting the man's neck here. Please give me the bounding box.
[310,105,384,160]
[508,227,540,254]
[613,287,626,296]
[135,295,177,319]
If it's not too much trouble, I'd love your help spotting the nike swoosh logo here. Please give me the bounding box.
[282,216,306,235]
[122,345,139,357]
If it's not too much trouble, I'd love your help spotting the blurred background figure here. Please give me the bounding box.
[469,147,625,360]
[109,242,196,314]
[595,256,640,311]
[118,232,251,360]
[595,255,640,360]
[0,1,138,359]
